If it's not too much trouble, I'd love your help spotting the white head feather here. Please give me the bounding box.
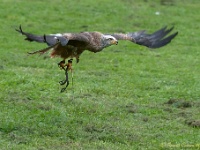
[104,35,117,41]
[102,35,118,48]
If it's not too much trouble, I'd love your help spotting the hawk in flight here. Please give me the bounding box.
[16,25,178,92]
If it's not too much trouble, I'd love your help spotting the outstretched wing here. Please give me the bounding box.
[110,26,178,48]
[16,25,90,54]
[15,25,69,46]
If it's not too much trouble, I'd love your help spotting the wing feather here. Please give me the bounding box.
[16,25,69,46]
[16,25,91,47]
[16,25,45,43]
[16,26,92,55]
[111,26,178,48]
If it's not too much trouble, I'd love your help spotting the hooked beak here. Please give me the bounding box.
[111,40,118,45]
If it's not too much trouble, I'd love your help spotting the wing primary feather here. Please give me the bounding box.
[151,31,178,48]
[16,25,45,43]
[127,26,178,48]
[149,26,174,41]
[16,25,69,46]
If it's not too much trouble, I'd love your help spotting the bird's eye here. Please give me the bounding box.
[108,38,113,40]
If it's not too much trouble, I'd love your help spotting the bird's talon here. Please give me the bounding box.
[58,60,66,70]
[59,80,66,85]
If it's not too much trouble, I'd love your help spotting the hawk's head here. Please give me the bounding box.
[102,35,118,48]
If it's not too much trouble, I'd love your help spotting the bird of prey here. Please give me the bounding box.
[16,25,178,92]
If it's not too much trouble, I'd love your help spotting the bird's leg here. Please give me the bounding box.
[60,69,69,92]
[59,59,72,85]
[60,59,73,92]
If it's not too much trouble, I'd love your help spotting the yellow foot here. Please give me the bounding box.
[66,59,73,71]
[58,60,66,70]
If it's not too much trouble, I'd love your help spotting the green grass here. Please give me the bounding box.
[0,0,200,149]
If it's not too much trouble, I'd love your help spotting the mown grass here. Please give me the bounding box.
[0,0,200,149]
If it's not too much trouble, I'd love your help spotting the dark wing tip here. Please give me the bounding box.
[149,26,175,42]
[15,25,47,43]
[129,26,178,49]
[43,34,47,42]
[15,25,23,34]
[150,30,178,48]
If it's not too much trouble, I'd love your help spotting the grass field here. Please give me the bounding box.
[0,0,200,149]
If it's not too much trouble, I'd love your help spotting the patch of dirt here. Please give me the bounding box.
[165,99,192,108]
[177,111,191,118]
[142,117,149,122]
[160,0,175,6]
[9,132,28,144]
[75,93,92,99]
[37,105,52,111]
[163,108,173,113]
[193,101,200,107]
[125,103,138,114]
[185,120,200,128]
[84,124,103,133]
[88,71,109,77]
[84,124,140,144]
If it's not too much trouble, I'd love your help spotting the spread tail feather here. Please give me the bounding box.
[28,43,59,55]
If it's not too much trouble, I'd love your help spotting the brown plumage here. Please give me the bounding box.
[16,25,178,92]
